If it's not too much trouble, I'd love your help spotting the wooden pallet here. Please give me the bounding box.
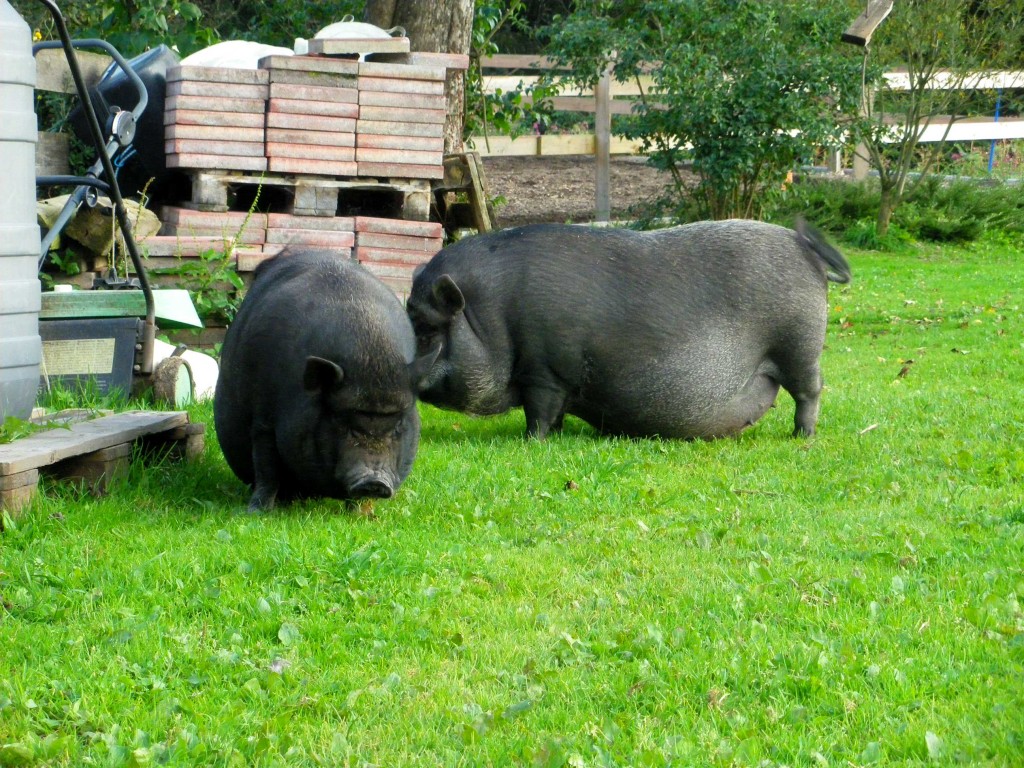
[184,169,432,221]
[435,151,497,234]
[0,410,205,517]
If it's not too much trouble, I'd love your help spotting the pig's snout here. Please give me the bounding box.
[349,475,395,499]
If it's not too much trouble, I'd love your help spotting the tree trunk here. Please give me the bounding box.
[877,187,896,238]
[365,0,475,154]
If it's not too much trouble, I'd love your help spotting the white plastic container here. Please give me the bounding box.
[0,0,42,421]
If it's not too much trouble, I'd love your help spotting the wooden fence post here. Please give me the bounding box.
[595,63,612,222]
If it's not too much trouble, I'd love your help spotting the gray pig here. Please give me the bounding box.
[406,219,850,440]
[214,251,437,510]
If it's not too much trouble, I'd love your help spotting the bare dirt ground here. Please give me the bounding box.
[480,154,675,228]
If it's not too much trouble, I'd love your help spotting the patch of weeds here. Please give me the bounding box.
[0,416,46,444]
[146,185,262,325]
[154,246,246,325]
[844,219,916,252]
[36,377,129,412]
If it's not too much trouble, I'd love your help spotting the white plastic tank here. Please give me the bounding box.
[0,0,42,421]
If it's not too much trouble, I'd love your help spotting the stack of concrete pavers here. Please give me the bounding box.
[356,60,446,180]
[354,216,444,296]
[164,66,268,172]
[158,208,267,246]
[262,56,359,176]
[157,49,469,300]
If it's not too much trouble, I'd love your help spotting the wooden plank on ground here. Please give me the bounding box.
[0,411,188,476]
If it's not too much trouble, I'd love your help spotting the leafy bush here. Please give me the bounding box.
[543,0,863,220]
[766,176,1024,249]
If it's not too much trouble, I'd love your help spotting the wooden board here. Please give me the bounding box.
[34,48,111,94]
[0,411,188,476]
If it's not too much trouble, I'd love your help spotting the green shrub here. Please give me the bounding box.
[765,176,1024,249]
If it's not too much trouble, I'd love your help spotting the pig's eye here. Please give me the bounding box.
[350,411,403,438]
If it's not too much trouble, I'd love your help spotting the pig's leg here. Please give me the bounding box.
[707,371,780,437]
[522,384,567,440]
[248,428,280,511]
[779,363,823,437]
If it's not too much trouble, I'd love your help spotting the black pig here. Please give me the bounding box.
[215,251,436,510]
[406,219,850,440]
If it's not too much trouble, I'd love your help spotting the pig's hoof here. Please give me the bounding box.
[247,491,277,512]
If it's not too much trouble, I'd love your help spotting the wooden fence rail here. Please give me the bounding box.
[471,55,1024,158]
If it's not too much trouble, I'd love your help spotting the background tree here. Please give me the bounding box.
[850,0,1024,237]
[543,0,865,221]
[365,0,476,154]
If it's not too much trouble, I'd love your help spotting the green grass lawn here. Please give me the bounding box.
[2,238,1023,767]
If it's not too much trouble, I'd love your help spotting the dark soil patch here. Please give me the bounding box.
[480,154,676,228]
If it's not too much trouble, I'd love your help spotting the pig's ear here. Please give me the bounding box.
[409,341,441,386]
[431,274,465,317]
[303,356,345,393]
